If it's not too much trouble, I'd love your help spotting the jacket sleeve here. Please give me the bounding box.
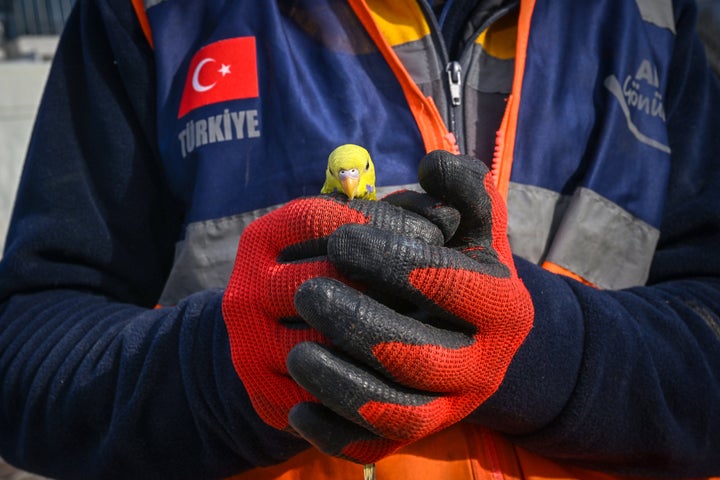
[0,1,306,478]
[470,1,720,476]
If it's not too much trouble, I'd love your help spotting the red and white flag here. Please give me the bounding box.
[178,37,259,118]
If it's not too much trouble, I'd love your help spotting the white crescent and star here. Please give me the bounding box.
[191,58,232,92]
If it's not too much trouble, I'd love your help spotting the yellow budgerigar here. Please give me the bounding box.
[321,144,376,200]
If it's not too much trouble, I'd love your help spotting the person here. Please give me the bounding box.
[0,0,719,479]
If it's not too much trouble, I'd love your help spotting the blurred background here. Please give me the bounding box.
[0,0,718,479]
[1,0,74,257]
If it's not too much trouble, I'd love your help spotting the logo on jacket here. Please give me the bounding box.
[604,59,670,154]
[178,37,259,118]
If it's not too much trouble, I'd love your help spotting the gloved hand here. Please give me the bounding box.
[221,195,448,433]
[287,150,534,463]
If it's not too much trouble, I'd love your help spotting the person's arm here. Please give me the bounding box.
[471,0,720,473]
[0,1,307,478]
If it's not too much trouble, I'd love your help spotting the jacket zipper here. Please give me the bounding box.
[446,59,465,151]
[417,1,465,152]
[447,60,463,108]
[418,0,519,157]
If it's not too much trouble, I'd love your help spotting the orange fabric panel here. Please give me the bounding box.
[130,0,154,48]
[226,424,522,480]
[541,261,598,287]
[365,0,430,46]
[475,9,519,60]
[491,0,536,201]
[226,447,363,480]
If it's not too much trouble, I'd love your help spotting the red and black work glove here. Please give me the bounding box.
[221,195,451,433]
[287,150,535,463]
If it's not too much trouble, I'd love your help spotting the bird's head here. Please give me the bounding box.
[321,144,376,200]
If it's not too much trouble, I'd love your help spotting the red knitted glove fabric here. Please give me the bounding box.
[287,151,534,463]
[221,195,445,432]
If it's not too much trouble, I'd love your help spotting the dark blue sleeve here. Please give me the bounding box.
[471,1,720,475]
[0,0,306,478]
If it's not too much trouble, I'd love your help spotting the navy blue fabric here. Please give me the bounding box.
[511,0,674,227]
[0,0,719,478]
[148,0,425,225]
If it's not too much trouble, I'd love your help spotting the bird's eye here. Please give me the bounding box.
[365,161,370,170]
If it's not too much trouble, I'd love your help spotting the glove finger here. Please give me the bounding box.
[294,278,473,388]
[270,194,447,320]
[325,226,525,375]
[295,277,473,364]
[381,190,460,242]
[269,197,370,262]
[287,342,448,441]
[355,197,446,247]
[328,223,511,291]
[248,196,442,321]
[278,196,445,262]
[288,402,402,464]
[417,151,512,264]
[417,151,491,228]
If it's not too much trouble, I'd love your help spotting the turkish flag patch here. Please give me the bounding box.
[178,37,259,118]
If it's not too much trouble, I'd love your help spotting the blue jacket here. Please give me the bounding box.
[1,0,719,478]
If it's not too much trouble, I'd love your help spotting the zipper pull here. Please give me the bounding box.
[446,61,462,106]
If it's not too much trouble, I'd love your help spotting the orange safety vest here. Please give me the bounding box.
[228,424,675,480]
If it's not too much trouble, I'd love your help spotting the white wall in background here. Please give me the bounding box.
[0,61,50,255]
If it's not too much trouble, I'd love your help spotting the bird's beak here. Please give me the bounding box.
[339,170,360,199]
[340,177,359,199]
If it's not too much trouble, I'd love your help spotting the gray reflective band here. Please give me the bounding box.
[393,36,445,91]
[635,0,676,34]
[545,187,659,289]
[158,184,421,306]
[391,37,449,121]
[507,183,568,264]
[508,184,659,290]
[157,206,276,306]
[144,0,165,9]
[160,181,658,305]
